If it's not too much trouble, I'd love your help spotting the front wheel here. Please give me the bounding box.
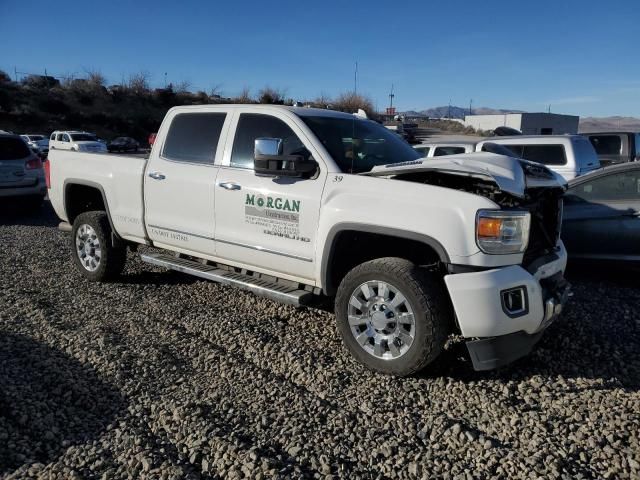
[335,257,450,376]
[71,211,126,281]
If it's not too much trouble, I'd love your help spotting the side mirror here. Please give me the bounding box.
[254,137,317,178]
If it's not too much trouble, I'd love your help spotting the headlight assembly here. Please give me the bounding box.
[476,210,530,254]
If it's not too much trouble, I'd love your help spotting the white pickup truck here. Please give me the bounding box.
[48,105,570,376]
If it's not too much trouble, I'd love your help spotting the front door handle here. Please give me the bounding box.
[148,172,166,180]
[219,182,241,191]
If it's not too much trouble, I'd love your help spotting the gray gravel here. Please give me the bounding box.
[1,203,639,479]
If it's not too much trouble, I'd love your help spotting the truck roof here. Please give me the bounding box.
[167,104,360,120]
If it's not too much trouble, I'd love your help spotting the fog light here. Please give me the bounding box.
[501,286,528,317]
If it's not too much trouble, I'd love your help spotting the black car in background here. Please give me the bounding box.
[107,137,139,153]
[562,162,640,262]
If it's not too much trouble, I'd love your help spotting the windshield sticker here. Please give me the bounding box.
[244,194,309,242]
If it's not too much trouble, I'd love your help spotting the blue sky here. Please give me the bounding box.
[1,0,639,117]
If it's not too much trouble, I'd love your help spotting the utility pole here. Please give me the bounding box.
[548,104,551,113]
[448,98,452,119]
[389,84,395,110]
[164,72,167,88]
[469,98,473,116]
[14,66,18,82]
[354,61,358,95]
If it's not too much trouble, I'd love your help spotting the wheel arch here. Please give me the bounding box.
[63,179,121,242]
[320,223,450,296]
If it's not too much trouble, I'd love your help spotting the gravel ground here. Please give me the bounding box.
[1,203,639,479]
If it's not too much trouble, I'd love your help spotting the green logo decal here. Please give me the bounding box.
[245,194,300,212]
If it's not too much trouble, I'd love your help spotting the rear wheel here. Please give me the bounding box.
[335,257,450,376]
[71,211,126,281]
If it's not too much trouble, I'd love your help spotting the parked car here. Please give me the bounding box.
[582,132,640,166]
[48,104,569,375]
[108,137,139,153]
[562,162,640,262]
[415,135,600,181]
[49,131,107,153]
[0,132,46,209]
[20,134,49,154]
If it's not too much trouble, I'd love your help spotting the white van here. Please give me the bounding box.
[49,131,107,153]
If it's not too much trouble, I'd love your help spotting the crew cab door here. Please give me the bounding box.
[144,110,230,256]
[214,112,326,282]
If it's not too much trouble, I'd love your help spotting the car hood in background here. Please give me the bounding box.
[365,152,567,198]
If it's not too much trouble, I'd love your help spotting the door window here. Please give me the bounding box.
[62,134,70,142]
[433,146,466,156]
[162,113,226,164]
[588,135,622,155]
[566,169,640,203]
[230,114,308,169]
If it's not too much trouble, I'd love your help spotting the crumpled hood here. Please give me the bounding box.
[364,152,566,198]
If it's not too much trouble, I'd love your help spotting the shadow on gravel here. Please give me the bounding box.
[0,200,59,228]
[0,333,125,474]
[117,269,200,286]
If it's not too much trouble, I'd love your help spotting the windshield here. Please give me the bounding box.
[300,116,420,173]
[70,133,97,142]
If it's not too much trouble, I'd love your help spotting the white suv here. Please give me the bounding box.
[415,135,600,180]
[49,131,107,153]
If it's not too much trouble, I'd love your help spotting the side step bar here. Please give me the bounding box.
[140,253,314,306]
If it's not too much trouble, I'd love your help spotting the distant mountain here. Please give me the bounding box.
[402,106,524,119]
[579,116,640,133]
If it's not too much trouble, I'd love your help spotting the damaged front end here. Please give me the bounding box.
[365,152,567,268]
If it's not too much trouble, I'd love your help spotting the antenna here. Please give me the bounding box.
[389,84,395,109]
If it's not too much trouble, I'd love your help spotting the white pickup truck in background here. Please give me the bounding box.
[47,105,570,375]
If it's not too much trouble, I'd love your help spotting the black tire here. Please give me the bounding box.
[71,211,126,282]
[335,257,450,376]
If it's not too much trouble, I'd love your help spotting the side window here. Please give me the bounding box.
[566,170,640,203]
[520,144,566,165]
[414,146,430,157]
[434,146,466,156]
[162,112,226,164]
[50,133,56,141]
[230,114,307,169]
[588,135,621,155]
[62,134,70,142]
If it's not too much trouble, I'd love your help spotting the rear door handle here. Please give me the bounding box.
[148,172,166,180]
[219,182,241,191]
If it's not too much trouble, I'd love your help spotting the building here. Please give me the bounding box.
[464,113,579,135]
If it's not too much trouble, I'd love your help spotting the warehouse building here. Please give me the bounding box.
[464,112,579,135]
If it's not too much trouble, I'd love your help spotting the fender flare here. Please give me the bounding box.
[320,222,451,295]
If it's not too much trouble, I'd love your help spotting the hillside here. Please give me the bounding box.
[578,116,640,133]
[403,105,524,119]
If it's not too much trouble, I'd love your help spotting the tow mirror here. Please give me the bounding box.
[254,138,317,178]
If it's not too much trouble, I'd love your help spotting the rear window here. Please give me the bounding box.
[0,137,31,160]
[501,144,567,165]
[70,133,97,142]
[588,135,621,155]
[162,113,226,164]
[434,146,466,156]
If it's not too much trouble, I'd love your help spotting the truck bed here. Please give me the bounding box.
[48,150,148,243]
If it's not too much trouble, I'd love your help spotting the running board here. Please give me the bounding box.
[140,253,313,306]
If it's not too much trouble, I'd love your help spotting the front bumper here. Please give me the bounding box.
[444,241,570,370]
